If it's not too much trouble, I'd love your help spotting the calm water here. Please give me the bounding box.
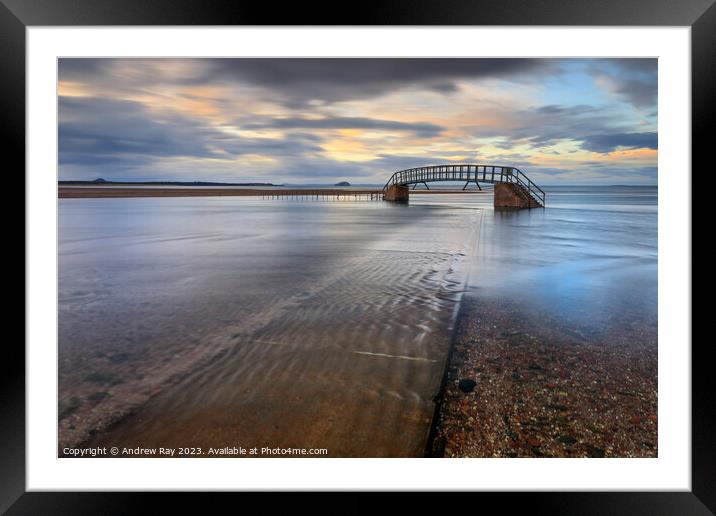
[58,185,657,456]
[415,186,658,336]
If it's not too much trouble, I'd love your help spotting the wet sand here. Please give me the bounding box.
[60,200,479,457]
[70,252,465,457]
[429,295,657,458]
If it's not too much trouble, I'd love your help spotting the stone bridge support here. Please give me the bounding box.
[494,183,536,208]
[383,184,410,202]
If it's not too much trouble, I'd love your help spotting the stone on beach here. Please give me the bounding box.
[458,379,477,393]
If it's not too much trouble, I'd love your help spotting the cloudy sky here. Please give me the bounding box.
[58,58,657,185]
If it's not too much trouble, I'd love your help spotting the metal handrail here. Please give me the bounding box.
[381,164,545,206]
[512,169,546,206]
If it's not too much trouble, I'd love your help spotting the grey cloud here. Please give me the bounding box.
[59,58,657,112]
[616,78,657,109]
[579,132,657,153]
[590,59,657,110]
[60,58,552,106]
[243,116,444,137]
[60,97,222,165]
[59,96,323,173]
[58,95,406,183]
[466,104,606,147]
[58,59,111,79]
[57,58,658,184]
[209,58,550,104]
[466,104,657,154]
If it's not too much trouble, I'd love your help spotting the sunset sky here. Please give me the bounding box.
[58,58,657,185]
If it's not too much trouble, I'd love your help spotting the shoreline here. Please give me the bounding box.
[58,187,485,198]
[428,295,657,458]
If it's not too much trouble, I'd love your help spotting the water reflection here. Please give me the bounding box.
[412,186,657,336]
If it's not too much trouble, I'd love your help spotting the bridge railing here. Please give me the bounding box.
[383,164,513,189]
[382,164,546,206]
[511,168,546,207]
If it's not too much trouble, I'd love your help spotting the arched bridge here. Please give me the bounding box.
[382,164,545,208]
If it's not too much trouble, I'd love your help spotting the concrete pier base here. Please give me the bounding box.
[383,184,410,202]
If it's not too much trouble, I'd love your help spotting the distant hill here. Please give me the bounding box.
[334,181,351,187]
[59,180,281,187]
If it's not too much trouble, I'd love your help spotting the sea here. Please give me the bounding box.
[58,185,657,456]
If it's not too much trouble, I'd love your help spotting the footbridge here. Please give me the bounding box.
[382,164,545,208]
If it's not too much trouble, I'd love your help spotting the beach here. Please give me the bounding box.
[429,295,657,458]
[58,195,477,456]
[58,186,657,457]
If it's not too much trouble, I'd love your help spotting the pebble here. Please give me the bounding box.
[458,379,477,393]
[431,296,657,458]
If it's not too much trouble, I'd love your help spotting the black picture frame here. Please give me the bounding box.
[4,0,708,512]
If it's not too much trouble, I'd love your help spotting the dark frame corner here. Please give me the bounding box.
[7,0,710,513]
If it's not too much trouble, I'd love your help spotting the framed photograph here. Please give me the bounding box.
[7,0,709,511]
